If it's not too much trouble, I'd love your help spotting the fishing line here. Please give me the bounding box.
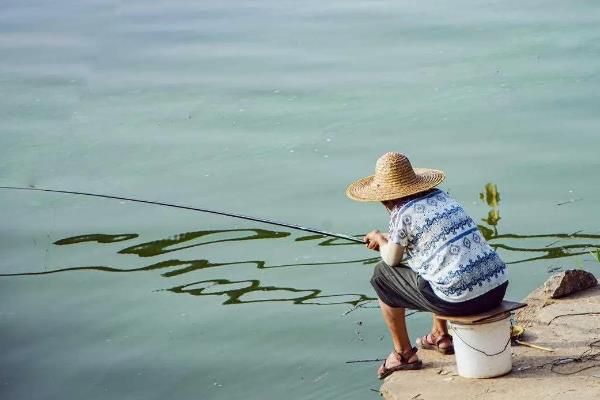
[0,186,364,244]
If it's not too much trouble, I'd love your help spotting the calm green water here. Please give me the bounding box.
[1,1,599,399]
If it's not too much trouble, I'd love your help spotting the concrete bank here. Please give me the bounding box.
[379,272,600,400]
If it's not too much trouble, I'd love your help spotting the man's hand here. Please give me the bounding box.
[364,230,404,265]
[364,229,386,251]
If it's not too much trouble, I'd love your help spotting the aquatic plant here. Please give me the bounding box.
[591,249,600,264]
[479,183,501,233]
[479,183,500,207]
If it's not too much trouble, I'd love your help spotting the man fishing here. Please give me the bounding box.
[346,152,509,379]
[0,152,508,382]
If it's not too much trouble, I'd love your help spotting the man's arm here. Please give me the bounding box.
[379,239,405,266]
[364,230,405,266]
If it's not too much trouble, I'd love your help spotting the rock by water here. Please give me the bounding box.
[543,269,598,299]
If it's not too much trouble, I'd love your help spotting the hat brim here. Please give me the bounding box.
[345,168,446,202]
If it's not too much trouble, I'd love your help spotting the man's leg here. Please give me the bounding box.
[432,315,449,336]
[378,299,419,370]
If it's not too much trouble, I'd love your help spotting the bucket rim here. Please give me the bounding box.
[448,311,511,326]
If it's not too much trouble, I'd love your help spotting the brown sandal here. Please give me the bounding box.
[416,332,454,355]
[377,347,423,379]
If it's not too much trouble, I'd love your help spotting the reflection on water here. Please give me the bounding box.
[2,230,380,306]
[164,278,373,306]
[2,185,599,306]
[55,233,139,245]
[117,228,356,258]
[118,229,290,257]
[477,183,600,265]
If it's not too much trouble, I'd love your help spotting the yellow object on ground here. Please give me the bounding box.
[511,325,553,352]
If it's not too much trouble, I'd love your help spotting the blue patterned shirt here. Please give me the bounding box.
[388,188,507,302]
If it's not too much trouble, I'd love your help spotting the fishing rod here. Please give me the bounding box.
[0,186,364,244]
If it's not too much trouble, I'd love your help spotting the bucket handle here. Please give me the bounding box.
[451,322,512,357]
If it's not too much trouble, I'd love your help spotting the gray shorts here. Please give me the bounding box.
[370,261,508,316]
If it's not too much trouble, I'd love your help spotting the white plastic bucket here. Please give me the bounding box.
[449,313,512,378]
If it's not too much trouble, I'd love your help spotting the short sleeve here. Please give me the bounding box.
[388,208,410,247]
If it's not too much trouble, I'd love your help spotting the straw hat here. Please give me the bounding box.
[346,152,445,202]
